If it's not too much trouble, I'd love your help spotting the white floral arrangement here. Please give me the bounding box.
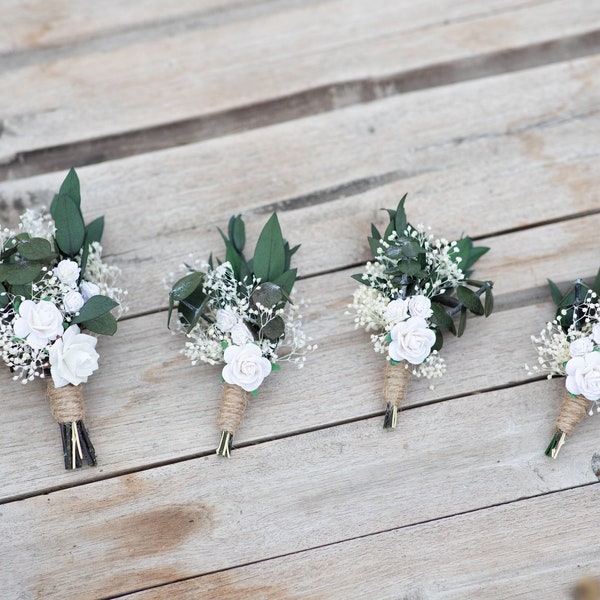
[527,274,600,458]
[0,169,126,469]
[169,213,312,457]
[350,196,493,429]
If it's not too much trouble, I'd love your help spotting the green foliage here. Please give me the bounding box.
[72,295,119,325]
[548,270,600,332]
[253,213,286,283]
[81,311,118,336]
[51,194,86,257]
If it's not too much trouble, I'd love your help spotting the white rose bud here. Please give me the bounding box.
[388,316,436,365]
[569,336,594,358]
[54,259,80,288]
[384,298,409,324]
[216,307,238,332]
[222,342,272,392]
[49,325,99,387]
[80,280,100,301]
[230,322,254,345]
[13,299,64,350]
[63,290,85,314]
[565,351,600,401]
[592,323,600,345]
[408,294,433,319]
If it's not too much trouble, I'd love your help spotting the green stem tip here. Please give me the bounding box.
[216,430,233,458]
[545,429,566,459]
[383,403,398,430]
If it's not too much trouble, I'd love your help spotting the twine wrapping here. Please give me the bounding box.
[217,383,249,435]
[46,379,85,424]
[555,390,591,435]
[383,361,411,409]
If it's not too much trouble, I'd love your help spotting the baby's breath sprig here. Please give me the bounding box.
[528,272,600,458]
[350,195,494,430]
[169,213,312,457]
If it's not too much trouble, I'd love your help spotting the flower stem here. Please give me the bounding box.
[216,430,233,457]
[545,429,566,459]
[58,420,97,469]
[383,403,398,430]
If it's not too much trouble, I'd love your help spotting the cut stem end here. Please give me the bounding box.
[383,403,398,430]
[59,421,96,470]
[545,429,566,459]
[216,430,233,457]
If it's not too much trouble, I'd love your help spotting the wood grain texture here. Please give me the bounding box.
[2,377,598,599]
[0,53,598,314]
[1,0,597,164]
[122,483,600,600]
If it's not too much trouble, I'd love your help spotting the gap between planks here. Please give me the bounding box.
[2,29,599,181]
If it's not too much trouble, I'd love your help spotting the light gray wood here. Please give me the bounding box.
[122,483,600,600]
[0,53,598,314]
[1,0,595,159]
[2,378,597,599]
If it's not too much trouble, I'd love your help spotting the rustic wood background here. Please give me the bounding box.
[1,1,599,598]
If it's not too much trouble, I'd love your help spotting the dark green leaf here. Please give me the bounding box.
[368,236,380,257]
[73,295,119,324]
[81,311,117,336]
[430,301,456,334]
[10,283,32,299]
[432,328,443,352]
[17,238,53,261]
[251,282,283,309]
[261,315,285,341]
[0,283,8,308]
[273,269,297,298]
[351,273,369,286]
[398,261,421,276]
[457,306,468,337]
[0,263,42,285]
[58,168,81,206]
[370,224,381,240]
[484,286,494,317]
[51,194,85,257]
[178,287,209,330]
[401,239,423,258]
[79,235,90,281]
[253,213,286,283]
[456,285,484,315]
[171,272,204,302]
[384,246,404,260]
[394,194,408,234]
[228,215,245,253]
[86,216,104,245]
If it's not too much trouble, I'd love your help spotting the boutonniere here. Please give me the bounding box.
[350,196,493,429]
[0,169,126,469]
[169,213,311,457]
[527,272,600,458]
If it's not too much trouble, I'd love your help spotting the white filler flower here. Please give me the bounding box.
[13,299,64,349]
[54,259,80,287]
[49,324,99,387]
[384,298,409,324]
[565,352,600,401]
[388,316,436,364]
[63,290,85,314]
[222,342,272,392]
[216,307,238,332]
[408,294,433,319]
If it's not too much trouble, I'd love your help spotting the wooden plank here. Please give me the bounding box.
[1,0,597,164]
[0,53,598,314]
[121,484,600,600]
[2,379,598,599]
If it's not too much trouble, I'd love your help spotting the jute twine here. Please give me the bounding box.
[46,379,85,424]
[217,383,248,435]
[555,390,591,435]
[383,361,411,408]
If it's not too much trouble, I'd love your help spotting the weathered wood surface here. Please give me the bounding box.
[1,1,599,598]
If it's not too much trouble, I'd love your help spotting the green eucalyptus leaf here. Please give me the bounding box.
[368,236,380,257]
[370,224,381,240]
[81,311,117,336]
[251,282,283,309]
[351,273,369,286]
[228,215,245,253]
[253,213,286,283]
[10,282,32,299]
[456,285,484,315]
[73,295,119,324]
[484,286,494,317]
[0,283,8,308]
[86,216,105,245]
[401,239,423,258]
[261,315,285,341]
[273,269,297,298]
[51,194,85,257]
[178,286,209,330]
[0,263,42,285]
[394,194,408,233]
[432,328,443,352]
[457,306,468,337]
[430,302,456,335]
[171,272,204,302]
[58,168,81,206]
[398,261,421,276]
[17,238,53,261]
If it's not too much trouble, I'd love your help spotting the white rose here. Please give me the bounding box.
[388,316,436,365]
[216,307,238,332]
[13,299,64,350]
[222,343,272,392]
[592,323,600,345]
[54,259,80,287]
[408,294,433,319]
[49,324,99,387]
[569,336,594,358]
[80,281,100,301]
[63,290,85,314]
[565,352,600,401]
[384,298,409,324]
[230,322,254,345]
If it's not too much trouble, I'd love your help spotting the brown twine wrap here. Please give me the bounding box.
[383,361,411,409]
[46,379,85,424]
[217,383,249,435]
[555,390,591,435]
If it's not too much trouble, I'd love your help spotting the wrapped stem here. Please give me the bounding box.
[216,383,248,457]
[46,379,96,469]
[545,390,591,459]
[383,361,411,430]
